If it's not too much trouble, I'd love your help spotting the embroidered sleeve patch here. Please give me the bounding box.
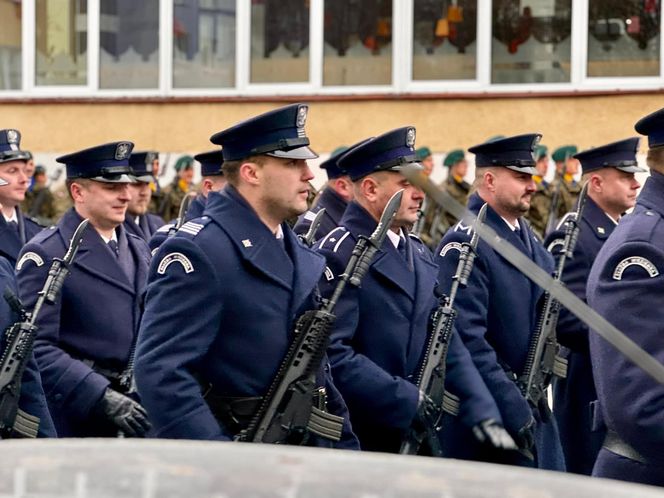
[156,223,174,233]
[453,222,472,235]
[157,252,195,275]
[439,242,463,257]
[16,252,44,271]
[612,256,659,280]
[324,266,335,282]
[546,239,565,254]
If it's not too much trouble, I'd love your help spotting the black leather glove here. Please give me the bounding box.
[472,419,518,450]
[514,415,536,451]
[413,391,439,429]
[95,388,151,437]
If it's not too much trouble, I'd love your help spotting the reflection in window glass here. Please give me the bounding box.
[173,0,236,89]
[323,0,392,86]
[0,0,21,90]
[587,0,660,77]
[491,0,571,84]
[412,0,477,80]
[250,0,309,83]
[99,0,159,89]
[36,0,87,86]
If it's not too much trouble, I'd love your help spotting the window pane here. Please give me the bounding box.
[250,0,309,83]
[491,0,572,84]
[0,0,21,90]
[323,0,392,86]
[412,0,477,80]
[99,0,159,89]
[36,0,87,86]
[173,0,236,89]
[587,0,660,77]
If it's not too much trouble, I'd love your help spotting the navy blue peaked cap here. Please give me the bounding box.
[129,150,158,182]
[574,138,645,174]
[635,107,664,148]
[210,104,318,161]
[0,129,31,165]
[338,127,422,182]
[57,141,135,183]
[194,149,224,177]
[319,146,349,180]
[469,133,541,174]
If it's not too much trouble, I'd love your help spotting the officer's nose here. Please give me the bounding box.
[302,162,314,182]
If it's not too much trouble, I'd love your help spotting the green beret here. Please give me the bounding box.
[415,146,432,161]
[34,165,46,175]
[174,155,194,172]
[535,145,548,160]
[330,146,349,157]
[552,145,577,162]
[444,149,465,167]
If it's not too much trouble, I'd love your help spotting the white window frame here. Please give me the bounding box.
[3,0,664,98]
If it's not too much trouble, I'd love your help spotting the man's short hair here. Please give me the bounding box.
[221,155,266,185]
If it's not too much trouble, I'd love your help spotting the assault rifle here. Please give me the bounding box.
[298,208,326,247]
[400,203,488,456]
[0,218,89,438]
[518,182,589,405]
[240,189,404,444]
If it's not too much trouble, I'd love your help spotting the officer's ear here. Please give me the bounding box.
[483,168,498,193]
[238,160,261,186]
[69,179,89,202]
[588,172,604,193]
[359,175,380,202]
[333,176,354,202]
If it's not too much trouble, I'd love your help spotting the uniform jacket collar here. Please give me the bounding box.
[60,209,144,295]
[205,186,325,313]
[0,207,26,260]
[636,171,664,219]
[186,194,207,221]
[317,187,348,222]
[581,195,616,241]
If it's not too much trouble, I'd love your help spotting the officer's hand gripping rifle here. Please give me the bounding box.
[400,203,488,456]
[240,189,404,444]
[0,218,89,438]
[298,208,326,247]
[518,182,589,406]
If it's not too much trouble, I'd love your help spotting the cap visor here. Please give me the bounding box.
[506,165,538,175]
[266,146,318,160]
[134,174,154,183]
[390,161,424,173]
[90,174,136,184]
[0,151,31,164]
[616,164,647,173]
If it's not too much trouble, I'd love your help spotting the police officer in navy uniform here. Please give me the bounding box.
[148,149,227,251]
[0,130,42,266]
[293,145,355,242]
[134,104,358,448]
[435,134,565,470]
[0,242,56,438]
[124,151,165,242]
[316,127,515,454]
[16,142,151,438]
[587,108,664,486]
[544,138,644,475]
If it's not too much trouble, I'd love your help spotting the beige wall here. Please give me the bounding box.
[6,93,662,156]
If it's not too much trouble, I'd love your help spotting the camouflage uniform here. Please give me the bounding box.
[148,179,165,218]
[159,178,192,222]
[21,184,57,227]
[526,176,553,239]
[51,183,73,222]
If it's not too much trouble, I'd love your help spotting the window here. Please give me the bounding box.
[250,0,309,83]
[99,0,160,89]
[587,0,660,77]
[173,0,236,89]
[412,0,477,81]
[491,0,572,84]
[323,0,392,86]
[36,0,87,86]
[0,0,22,90]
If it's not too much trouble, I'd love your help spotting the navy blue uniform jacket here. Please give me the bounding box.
[148,194,206,252]
[294,187,347,242]
[0,208,42,266]
[134,187,358,448]
[0,256,56,437]
[316,201,500,452]
[124,213,165,242]
[435,193,564,470]
[15,208,150,436]
[587,172,664,486]
[544,195,613,475]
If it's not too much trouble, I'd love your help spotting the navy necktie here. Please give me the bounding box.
[7,221,18,235]
[108,240,119,258]
[397,237,407,260]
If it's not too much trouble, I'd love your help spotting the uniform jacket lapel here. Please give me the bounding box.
[0,215,23,262]
[205,188,294,291]
[285,227,325,315]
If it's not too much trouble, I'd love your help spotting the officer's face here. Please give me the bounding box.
[0,160,29,206]
[259,156,314,218]
[421,156,434,176]
[535,158,548,176]
[72,180,131,230]
[596,168,641,214]
[491,168,536,217]
[452,160,468,179]
[179,167,194,183]
[566,158,580,176]
[127,181,151,216]
[374,172,424,228]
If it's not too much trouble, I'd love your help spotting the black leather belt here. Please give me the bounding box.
[603,430,647,464]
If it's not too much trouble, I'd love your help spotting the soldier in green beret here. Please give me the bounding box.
[550,145,581,231]
[525,145,553,239]
[159,155,195,222]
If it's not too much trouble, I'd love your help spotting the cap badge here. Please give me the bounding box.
[6,129,19,144]
[406,128,416,148]
[531,135,541,159]
[242,239,253,248]
[115,143,131,160]
[296,106,308,128]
